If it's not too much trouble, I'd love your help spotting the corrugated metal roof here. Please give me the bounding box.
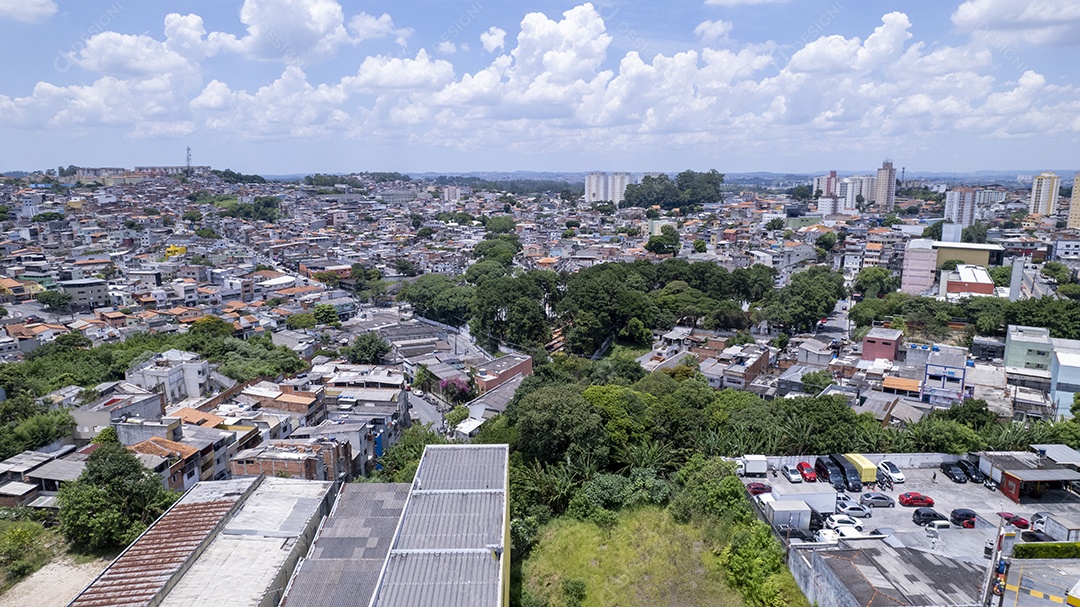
[412,445,507,491]
[68,498,239,607]
[281,483,409,607]
[395,491,504,550]
[372,552,502,607]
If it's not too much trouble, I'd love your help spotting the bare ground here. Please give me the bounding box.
[0,558,109,607]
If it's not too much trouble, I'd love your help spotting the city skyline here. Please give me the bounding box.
[1,1,1079,174]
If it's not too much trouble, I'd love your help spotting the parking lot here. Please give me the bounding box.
[749,460,1080,560]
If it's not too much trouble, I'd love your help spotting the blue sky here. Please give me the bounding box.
[1,0,1078,175]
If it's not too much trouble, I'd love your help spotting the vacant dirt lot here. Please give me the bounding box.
[0,558,108,607]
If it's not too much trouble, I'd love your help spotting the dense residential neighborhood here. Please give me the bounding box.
[0,163,1080,606]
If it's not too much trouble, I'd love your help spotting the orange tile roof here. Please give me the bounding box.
[172,407,225,428]
[128,436,199,460]
[882,376,921,392]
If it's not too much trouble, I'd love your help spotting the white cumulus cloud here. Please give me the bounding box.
[481,26,507,53]
[0,0,56,23]
[952,0,1080,46]
[694,19,733,44]
[349,12,412,47]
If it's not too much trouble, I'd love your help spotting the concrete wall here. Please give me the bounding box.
[762,452,962,471]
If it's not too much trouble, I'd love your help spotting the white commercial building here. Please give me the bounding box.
[900,239,938,295]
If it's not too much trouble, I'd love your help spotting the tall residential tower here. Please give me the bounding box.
[1030,172,1060,216]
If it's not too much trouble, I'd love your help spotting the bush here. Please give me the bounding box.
[1013,542,1080,559]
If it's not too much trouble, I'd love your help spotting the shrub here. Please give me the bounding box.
[1013,542,1080,559]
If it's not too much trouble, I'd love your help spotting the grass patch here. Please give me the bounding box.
[608,342,650,362]
[521,507,743,607]
[0,521,61,593]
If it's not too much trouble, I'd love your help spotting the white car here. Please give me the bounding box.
[836,492,853,504]
[835,526,865,539]
[781,464,803,483]
[413,390,424,397]
[877,460,905,483]
[825,514,863,531]
[815,529,840,543]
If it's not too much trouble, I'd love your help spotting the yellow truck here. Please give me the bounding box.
[845,453,877,484]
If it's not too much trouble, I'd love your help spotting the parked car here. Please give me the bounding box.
[950,508,977,527]
[746,482,772,496]
[825,514,864,531]
[835,526,864,539]
[940,462,968,483]
[1031,512,1053,532]
[836,492,853,504]
[413,390,425,397]
[877,460,905,484]
[955,459,985,483]
[836,503,873,518]
[781,464,803,483]
[775,524,814,542]
[996,512,1030,529]
[815,458,846,491]
[796,461,817,482]
[1021,530,1054,542]
[860,492,895,508]
[926,519,952,530]
[898,492,935,507]
[815,529,840,543]
[912,507,947,526]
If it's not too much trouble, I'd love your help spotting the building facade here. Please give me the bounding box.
[1030,172,1060,215]
[944,187,977,228]
[874,161,896,209]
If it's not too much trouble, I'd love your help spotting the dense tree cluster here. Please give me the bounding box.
[212,168,266,184]
[217,196,281,222]
[621,170,725,210]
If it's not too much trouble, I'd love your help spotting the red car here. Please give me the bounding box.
[898,492,934,507]
[796,462,817,482]
[746,482,773,496]
[996,512,1030,529]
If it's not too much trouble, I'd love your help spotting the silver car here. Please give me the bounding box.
[836,503,873,518]
[781,464,803,483]
[859,492,895,508]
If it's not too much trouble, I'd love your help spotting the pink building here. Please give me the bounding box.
[862,328,904,362]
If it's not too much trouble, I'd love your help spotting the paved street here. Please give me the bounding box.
[406,391,444,431]
[817,298,852,341]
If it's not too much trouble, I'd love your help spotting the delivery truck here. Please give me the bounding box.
[1043,516,1080,542]
[845,453,877,484]
[737,454,768,477]
[765,500,812,530]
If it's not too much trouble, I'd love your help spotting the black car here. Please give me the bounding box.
[950,508,977,527]
[955,459,985,483]
[775,524,814,542]
[1021,530,1054,542]
[913,507,947,526]
[940,462,968,483]
[816,458,847,491]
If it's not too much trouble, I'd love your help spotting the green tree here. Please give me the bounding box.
[342,332,391,364]
[922,221,946,240]
[394,259,419,277]
[416,226,434,239]
[962,222,988,243]
[800,370,834,395]
[445,405,469,432]
[644,225,680,256]
[486,216,516,234]
[511,384,608,466]
[312,271,341,288]
[181,210,202,222]
[1058,284,1080,300]
[618,317,652,346]
[188,316,235,338]
[815,232,837,251]
[194,227,219,239]
[1042,262,1072,284]
[854,266,898,299]
[313,304,339,325]
[57,443,178,552]
[286,313,317,330]
[35,290,72,311]
[91,427,119,444]
[692,239,707,253]
[765,218,785,231]
[940,259,965,271]
[989,266,1012,287]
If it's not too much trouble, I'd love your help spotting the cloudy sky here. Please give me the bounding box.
[1,0,1078,175]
